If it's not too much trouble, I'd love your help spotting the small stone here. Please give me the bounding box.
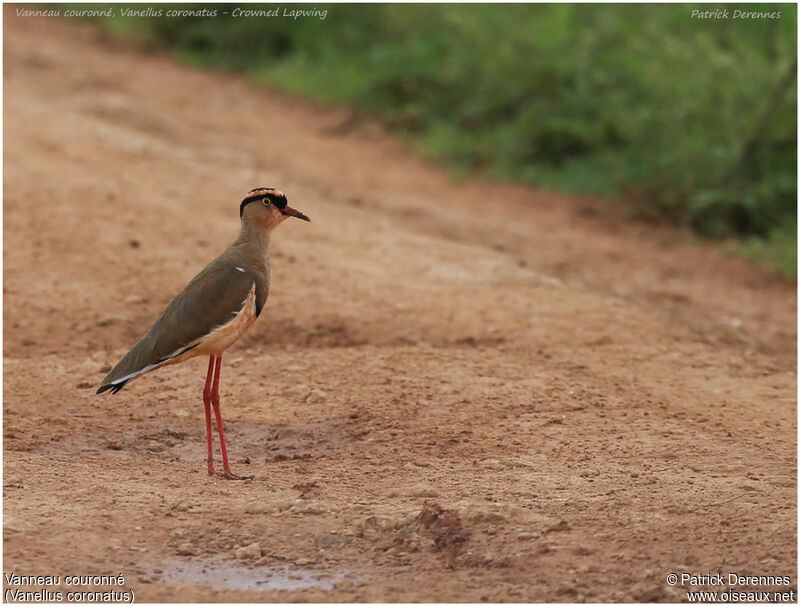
[304,389,327,404]
[294,557,313,566]
[286,383,310,397]
[173,409,190,418]
[96,315,120,327]
[364,515,395,530]
[295,504,326,515]
[235,542,262,560]
[335,578,354,590]
[547,519,571,533]
[516,454,548,467]
[176,542,196,556]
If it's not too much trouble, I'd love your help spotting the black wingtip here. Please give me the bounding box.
[96,381,128,395]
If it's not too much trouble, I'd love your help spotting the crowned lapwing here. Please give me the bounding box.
[97,188,310,479]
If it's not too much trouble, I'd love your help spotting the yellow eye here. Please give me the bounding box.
[262,197,271,206]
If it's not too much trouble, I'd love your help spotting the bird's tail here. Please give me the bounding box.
[96,337,158,395]
[96,337,199,395]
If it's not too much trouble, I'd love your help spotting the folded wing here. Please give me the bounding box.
[97,260,260,394]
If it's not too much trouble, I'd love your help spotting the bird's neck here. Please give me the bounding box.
[235,222,272,263]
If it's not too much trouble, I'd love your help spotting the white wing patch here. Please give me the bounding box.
[106,362,159,387]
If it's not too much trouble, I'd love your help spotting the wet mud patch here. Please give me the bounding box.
[21,406,360,473]
[152,555,346,592]
[107,420,327,467]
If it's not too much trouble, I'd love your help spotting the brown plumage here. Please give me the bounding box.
[97,188,310,478]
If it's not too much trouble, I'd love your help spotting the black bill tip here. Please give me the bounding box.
[282,206,311,222]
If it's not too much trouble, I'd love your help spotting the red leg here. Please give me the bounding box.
[211,355,250,480]
[203,355,216,476]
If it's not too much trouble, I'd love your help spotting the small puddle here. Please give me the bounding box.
[156,555,345,591]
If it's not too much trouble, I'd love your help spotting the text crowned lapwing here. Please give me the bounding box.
[97,188,310,479]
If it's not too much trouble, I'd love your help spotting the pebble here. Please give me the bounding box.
[286,383,309,397]
[235,542,262,560]
[335,578,354,590]
[304,389,327,404]
[294,504,326,515]
[176,543,196,556]
[364,515,395,530]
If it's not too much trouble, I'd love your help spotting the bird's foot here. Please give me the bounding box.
[214,469,253,481]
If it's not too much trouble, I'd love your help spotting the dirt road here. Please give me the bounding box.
[3,9,796,602]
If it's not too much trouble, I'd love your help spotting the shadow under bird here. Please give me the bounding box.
[97,188,310,479]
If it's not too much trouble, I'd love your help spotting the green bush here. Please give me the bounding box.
[88,3,797,275]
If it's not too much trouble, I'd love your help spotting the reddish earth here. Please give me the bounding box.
[3,8,797,602]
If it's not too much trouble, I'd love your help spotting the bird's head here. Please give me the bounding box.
[239,187,310,230]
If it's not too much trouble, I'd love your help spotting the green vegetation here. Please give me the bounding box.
[92,4,796,275]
